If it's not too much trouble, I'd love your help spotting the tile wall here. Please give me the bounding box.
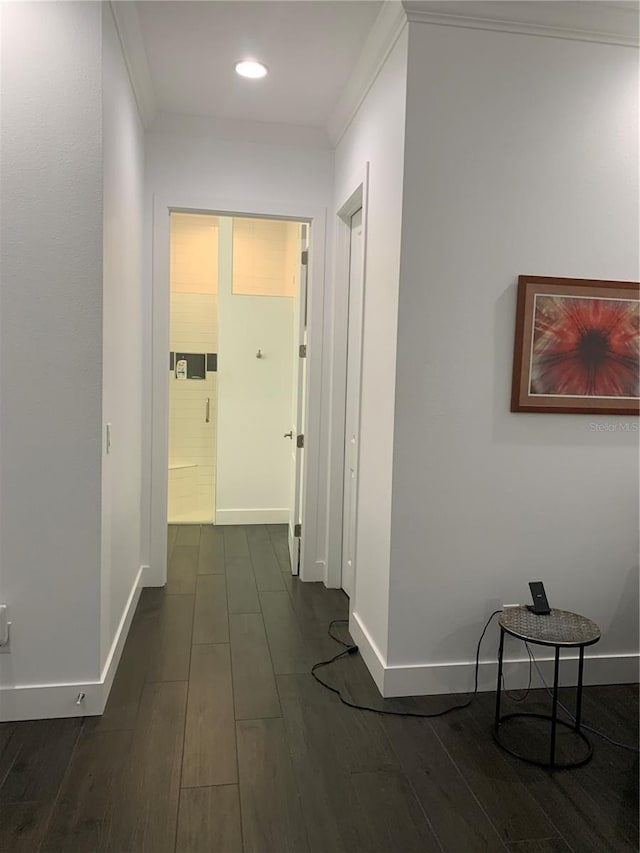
[168,212,218,524]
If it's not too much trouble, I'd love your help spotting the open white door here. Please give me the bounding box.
[341,208,364,596]
[287,225,308,573]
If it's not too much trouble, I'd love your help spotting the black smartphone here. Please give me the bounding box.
[527,581,551,615]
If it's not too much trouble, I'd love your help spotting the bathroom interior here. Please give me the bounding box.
[168,211,305,527]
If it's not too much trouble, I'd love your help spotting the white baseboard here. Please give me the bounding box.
[299,559,324,583]
[0,566,143,722]
[349,611,386,695]
[349,612,639,698]
[215,508,289,525]
[383,651,640,698]
[100,566,143,701]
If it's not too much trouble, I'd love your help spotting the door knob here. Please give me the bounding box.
[283,431,293,439]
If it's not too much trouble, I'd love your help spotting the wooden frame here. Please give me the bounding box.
[511,275,639,414]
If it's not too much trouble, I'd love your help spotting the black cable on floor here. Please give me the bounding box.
[313,616,640,751]
[311,610,502,719]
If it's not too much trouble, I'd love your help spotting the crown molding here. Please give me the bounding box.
[109,1,157,127]
[327,1,408,146]
[402,1,639,48]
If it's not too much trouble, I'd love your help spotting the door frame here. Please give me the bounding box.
[149,193,326,586]
[326,164,369,592]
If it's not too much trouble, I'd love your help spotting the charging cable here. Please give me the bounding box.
[311,611,501,719]
[312,614,640,750]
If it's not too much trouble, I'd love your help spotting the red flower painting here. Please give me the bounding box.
[530,295,639,398]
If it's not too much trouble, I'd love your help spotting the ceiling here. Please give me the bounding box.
[136,1,383,128]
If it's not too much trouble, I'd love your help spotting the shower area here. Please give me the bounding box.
[167,211,302,526]
[168,213,219,523]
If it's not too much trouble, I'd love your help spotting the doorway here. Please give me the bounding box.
[329,166,368,597]
[150,195,326,588]
[341,206,364,597]
[166,211,308,573]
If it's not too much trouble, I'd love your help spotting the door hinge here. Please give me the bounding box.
[294,523,302,538]
[299,344,307,358]
[301,249,308,265]
[296,434,304,448]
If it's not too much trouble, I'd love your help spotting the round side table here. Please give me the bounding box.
[494,606,601,769]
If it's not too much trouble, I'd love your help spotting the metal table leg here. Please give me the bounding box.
[575,645,585,732]
[549,645,561,766]
[494,627,505,733]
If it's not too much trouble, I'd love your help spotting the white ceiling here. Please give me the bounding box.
[136,0,383,128]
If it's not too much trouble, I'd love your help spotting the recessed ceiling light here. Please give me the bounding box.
[235,60,268,80]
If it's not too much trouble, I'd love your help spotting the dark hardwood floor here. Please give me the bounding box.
[0,524,637,852]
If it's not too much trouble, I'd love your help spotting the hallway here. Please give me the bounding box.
[0,525,637,852]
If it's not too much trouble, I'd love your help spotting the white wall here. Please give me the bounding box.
[0,2,145,720]
[144,113,333,580]
[0,3,103,704]
[101,3,145,666]
[387,23,639,694]
[332,28,409,664]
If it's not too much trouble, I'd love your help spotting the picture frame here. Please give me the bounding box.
[510,275,639,414]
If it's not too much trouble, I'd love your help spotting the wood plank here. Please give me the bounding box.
[176,785,242,853]
[277,670,395,772]
[0,801,52,852]
[90,606,153,732]
[0,718,81,804]
[247,532,285,591]
[383,714,506,852]
[229,614,280,720]
[429,701,558,845]
[193,575,228,644]
[281,574,348,624]
[176,525,201,546]
[245,524,271,544]
[350,767,443,853]
[198,525,225,575]
[0,724,19,790]
[237,717,309,853]
[226,555,261,614]
[281,574,349,660]
[474,689,639,853]
[182,644,237,788]
[167,545,198,594]
[506,840,572,853]
[44,685,187,853]
[145,592,194,682]
[259,590,315,674]
[277,673,392,853]
[222,525,249,558]
[112,681,188,853]
[40,728,133,853]
[267,524,291,572]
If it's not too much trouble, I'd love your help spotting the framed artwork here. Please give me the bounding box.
[511,276,639,414]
